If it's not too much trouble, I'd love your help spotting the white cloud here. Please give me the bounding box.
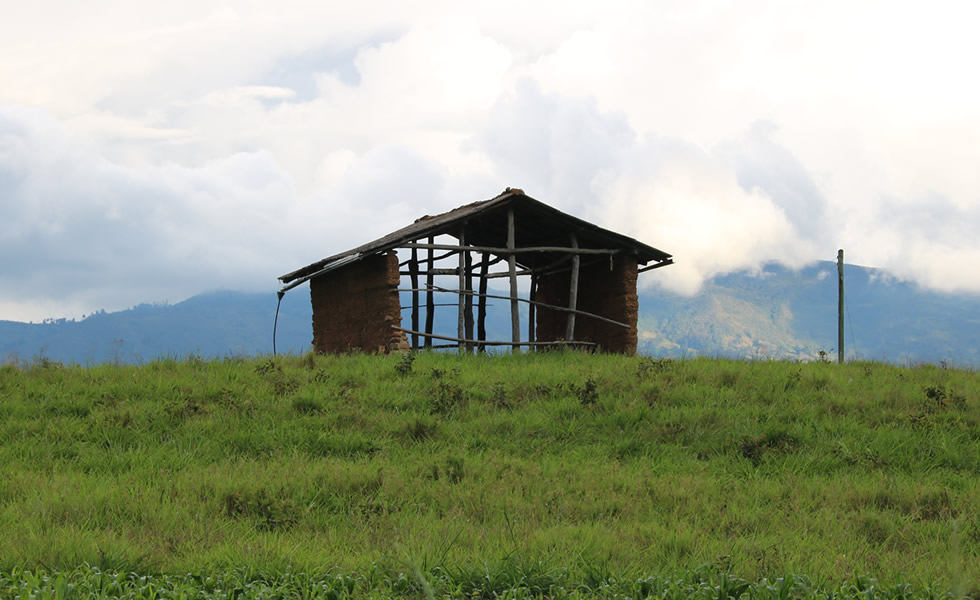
[597,139,814,295]
[0,105,455,321]
[2,1,980,321]
[475,79,634,216]
[476,83,821,295]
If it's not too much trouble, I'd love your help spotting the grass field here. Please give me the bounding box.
[0,351,977,598]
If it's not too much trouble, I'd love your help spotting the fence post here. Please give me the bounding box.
[838,249,844,364]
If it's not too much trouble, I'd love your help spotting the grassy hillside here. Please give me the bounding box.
[0,352,977,597]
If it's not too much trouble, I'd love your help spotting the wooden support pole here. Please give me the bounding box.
[409,247,419,351]
[472,254,507,271]
[477,253,489,352]
[400,249,457,266]
[403,266,529,278]
[401,268,463,277]
[838,248,844,364]
[528,274,537,344]
[565,234,580,342]
[402,303,461,309]
[393,326,596,348]
[399,287,630,329]
[637,259,674,274]
[482,269,532,279]
[403,242,619,256]
[507,208,520,351]
[464,244,474,353]
[424,236,435,348]
[400,254,571,279]
[458,227,466,355]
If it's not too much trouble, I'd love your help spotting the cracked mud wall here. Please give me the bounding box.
[535,255,639,354]
[309,252,407,354]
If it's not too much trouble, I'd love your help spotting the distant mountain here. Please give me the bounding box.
[2,262,978,366]
[637,262,980,366]
[0,291,312,365]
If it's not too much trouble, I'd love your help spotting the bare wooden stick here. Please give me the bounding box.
[400,248,458,266]
[566,234,580,342]
[402,268,542,278]
[403,242,620,255]
[471,254,507,271]
[525,254,571,277]
[403,268,533,278]
[424,236,435,348]
[637,259,674,274]
[457,227,466,354]
[483,269,533,279]
[392,326,596,347]
[507,208,520,350]
[485,254,574,280]
[401,268,459,276]
[528,274,537,344]
[478,252,489,352]
[409,248,419,351]
[402,303,471,309]
[397,287,629,329]
[443,255,584,280]
[464,244,474,352]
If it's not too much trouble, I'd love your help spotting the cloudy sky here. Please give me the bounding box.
[2,0,978,322]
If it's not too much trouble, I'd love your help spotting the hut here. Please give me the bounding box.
[277,188,673,354]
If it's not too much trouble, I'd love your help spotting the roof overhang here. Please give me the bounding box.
[279,189,672,286]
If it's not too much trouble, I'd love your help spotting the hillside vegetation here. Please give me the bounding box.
[0,352,977,598]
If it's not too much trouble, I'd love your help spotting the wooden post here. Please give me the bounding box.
[458,227,467,354]
[393,326,597,349]
[464,243,474,353]
[409,247,419,351]
[838,248,844,364]
[477,253,489,352]
[528,273,537,345]
[565,234,580,342]
[424,236,435,348]
[397,286,631,328]
[507,208,520,351]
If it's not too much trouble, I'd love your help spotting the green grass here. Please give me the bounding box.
[0,352,977,598]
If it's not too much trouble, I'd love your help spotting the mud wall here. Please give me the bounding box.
[535,255,639,354]
[309,252,407,354]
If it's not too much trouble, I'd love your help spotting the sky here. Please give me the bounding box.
[1,0,979,322]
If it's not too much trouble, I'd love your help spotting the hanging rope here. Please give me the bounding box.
[273,291,284,356]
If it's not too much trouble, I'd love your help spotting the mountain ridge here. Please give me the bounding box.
[2,261,978,366]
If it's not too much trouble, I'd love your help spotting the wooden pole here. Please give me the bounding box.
[409,247,419,351]
[398,287,630,328]
[528,274,537,344]
[637,259,674,274]
[464,245,474,352]
[424,236,435,348]
[458,227,467,355]
[400,249,457,266]
[406,267,531,278]
[471,254,507,271]
[838,248,844,364]
[477,253,489,352]
[565,234,580,342]
[393,326,597,348]
[507,208,520,351]
[403,242,619,255]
